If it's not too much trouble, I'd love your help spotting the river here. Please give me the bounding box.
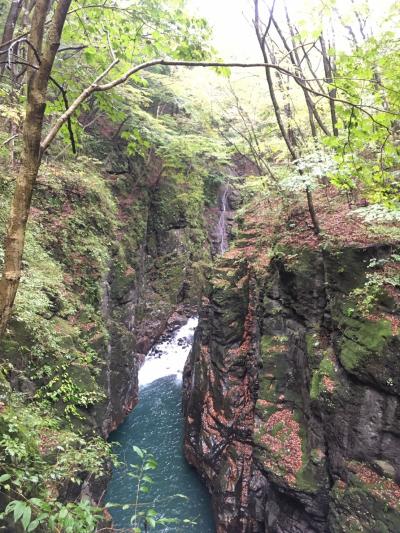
[105,317,215,532]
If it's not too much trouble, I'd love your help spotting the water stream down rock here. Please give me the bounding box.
[217,188,229,255]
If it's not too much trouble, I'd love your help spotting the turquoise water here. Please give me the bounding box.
[105,320,215,532]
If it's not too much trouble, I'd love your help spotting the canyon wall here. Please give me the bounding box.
[183,199,400,532]
[0,156,213,524]
[94,168,210,437]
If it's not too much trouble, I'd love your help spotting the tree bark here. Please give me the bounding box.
[306,186,320,235]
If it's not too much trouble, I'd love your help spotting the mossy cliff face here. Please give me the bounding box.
[95,165,209,437]
[0,155,210,519]
[183,199,400,532]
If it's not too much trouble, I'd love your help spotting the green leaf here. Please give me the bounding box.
[21,506,32,530]
[144,458,157,470]
[28,499,42,507]
[13,501,27,523]
[147,517,156,528]
[83,46,97,64]
[0,474,11,483]
[58,507,68,519]
[132,445,144,458]
[27,520,40,532]
[214,66,231,77]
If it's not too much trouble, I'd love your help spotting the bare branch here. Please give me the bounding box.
[49,76,76,154]
[261,0,277,46]
[2,133,19,145]
[41,56,118,151]
[278,41,317,66]
[106,31,116,62]
[58,44,87,53]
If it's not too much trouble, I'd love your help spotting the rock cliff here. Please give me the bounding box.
[95,167,209,437]
[183,195,400,532]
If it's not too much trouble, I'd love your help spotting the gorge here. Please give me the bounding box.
[0,0,400,531]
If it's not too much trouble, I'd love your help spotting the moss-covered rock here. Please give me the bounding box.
[183,199,400,533]
[337,314,399,394]
[329,480,400,532]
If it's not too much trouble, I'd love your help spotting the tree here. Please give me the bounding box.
[0,0,72,339]
[0,0,24,76]
[251,0,400,233]
[253,0,323,234]
[0,0,215,339]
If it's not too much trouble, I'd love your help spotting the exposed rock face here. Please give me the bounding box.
[183,265,258,531]
[94,175,210,437]
[183,210,400,532]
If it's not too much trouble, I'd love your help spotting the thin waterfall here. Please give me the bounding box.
[217,187,229,254]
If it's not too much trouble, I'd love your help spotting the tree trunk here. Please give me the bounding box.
[253,0,323,235]
[0,0,72,340]
[254,1,297,160]
[0,0,24,74]
[0,164,40,337]
[306,186,320,235]
[320,34,339,137]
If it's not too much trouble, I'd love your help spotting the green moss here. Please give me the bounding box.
[260,335,288,361]
[305,333,316,358]
[295,462,321,493]
[67,365,99,394]
[260,335,274,357]
[305,331,326,364]
[370,224,400,242]
[295,430,326,493]
[310,354,336,400]
[339,318,392,371]
[270,421,285,437]
[255,400,278,420]
[329,482,400,532]
[257,335,290,405]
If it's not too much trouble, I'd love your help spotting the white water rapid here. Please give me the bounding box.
[139,316,199,387]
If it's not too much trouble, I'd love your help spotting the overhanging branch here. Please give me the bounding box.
[41,58,397,153]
